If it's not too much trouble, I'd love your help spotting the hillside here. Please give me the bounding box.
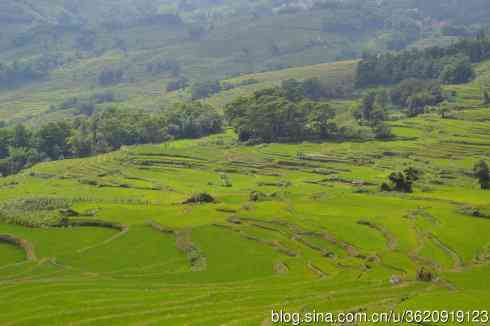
[0,60,490,324]
[1,0,489,125]
[0,59,357,125]
[1,1,490,325]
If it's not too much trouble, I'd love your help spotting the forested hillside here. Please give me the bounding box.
[1,0,489,125]
[1,2,490,325]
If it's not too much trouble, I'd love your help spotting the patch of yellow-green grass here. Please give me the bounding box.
[204,60,357,108]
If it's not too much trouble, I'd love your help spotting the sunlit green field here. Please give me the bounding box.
[1,62,490,325]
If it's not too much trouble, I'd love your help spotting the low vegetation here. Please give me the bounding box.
[0,5,490,324]
[0,102,222,176]
[356,33,490,88]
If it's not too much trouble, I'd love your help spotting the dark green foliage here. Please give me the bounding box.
[355,35,490,88]
[13,125,31,148]
[166,77,189,92]
[0,147,40,177]
[138,14,183,26]
[417,267,435,282]
[390,79,444,109]
[373,123,393,140]
[390,172,413,193]
[483,91,490,104]
[97,68,124,86]
[75,30,97,52]
[225,89,337,143]
[183,193,216,204]
[381,167,421,193]
[166,102,223,139]
[0,54,64,89]
[191,80,222,100]
[0,129,10,159]
[281,78,352,101]
[473,160,490,189]
[250,191,267,202]
[50,91,118,116]
[37,122,71,160]
[146,59,181,77]
[380,182,391,192]
[360,79,445,118]
[438,55,475,84]
[239,79,259,86]
[404,167,421,182]
[356,91,388,125]
[0,102,223,176]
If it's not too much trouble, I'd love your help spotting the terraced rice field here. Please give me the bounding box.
[0,98,490,324]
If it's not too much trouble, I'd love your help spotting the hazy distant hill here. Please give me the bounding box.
[0,0,489,124]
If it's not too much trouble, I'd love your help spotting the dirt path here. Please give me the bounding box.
[0,234,37,261]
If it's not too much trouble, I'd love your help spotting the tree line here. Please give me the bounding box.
[0,54,65,89]
[49,91,121,116]
[0,102,222,176]
[356,33,490,88]
[358,79,446,120]
[224,77,392,144]
[225,90,336,143]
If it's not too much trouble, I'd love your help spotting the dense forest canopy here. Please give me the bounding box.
[0,102,222,176]
[356,34,490,87]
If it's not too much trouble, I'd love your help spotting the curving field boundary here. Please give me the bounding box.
[148,220,207,271]
[0,234,37,261]
[51,219,129,253]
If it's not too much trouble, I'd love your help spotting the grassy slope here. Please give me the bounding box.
[0,59,358,124]
[0,1,424,125]
[1,64,490,324]
[203,60,357,108]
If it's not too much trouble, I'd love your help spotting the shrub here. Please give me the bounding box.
[381,167,421,193]
[474,160,490,189]
[250,191,267,202]
[182,193,216,204]
[416,267,435,282]
[374,123,393,139]
[190,80,222,100]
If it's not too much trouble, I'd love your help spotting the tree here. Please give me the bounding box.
[354,34,490,88]
[390,79,444,110]
[97,68,123,86]
[166,102,222,139]
[439,56,474,84]
[381,168,420,193]
[360,91,376,121]
[36,122,71,160]
[13,125,31,148]
[389,172,413,193]
[190,80,221,100]
[6,147,40,175]
[407,94,427,117]
[306,103,336,139]
[225,90,337,143]
[76,30,96,52]
[0,129,11,159]
[473,160,490,189]
[166,77,188,92]
[374,123,392,139]
[68,127,93,157]
[483,90,490,105]
[404,167,421,182]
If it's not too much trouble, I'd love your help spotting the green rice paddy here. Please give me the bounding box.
[1,64,490,325]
